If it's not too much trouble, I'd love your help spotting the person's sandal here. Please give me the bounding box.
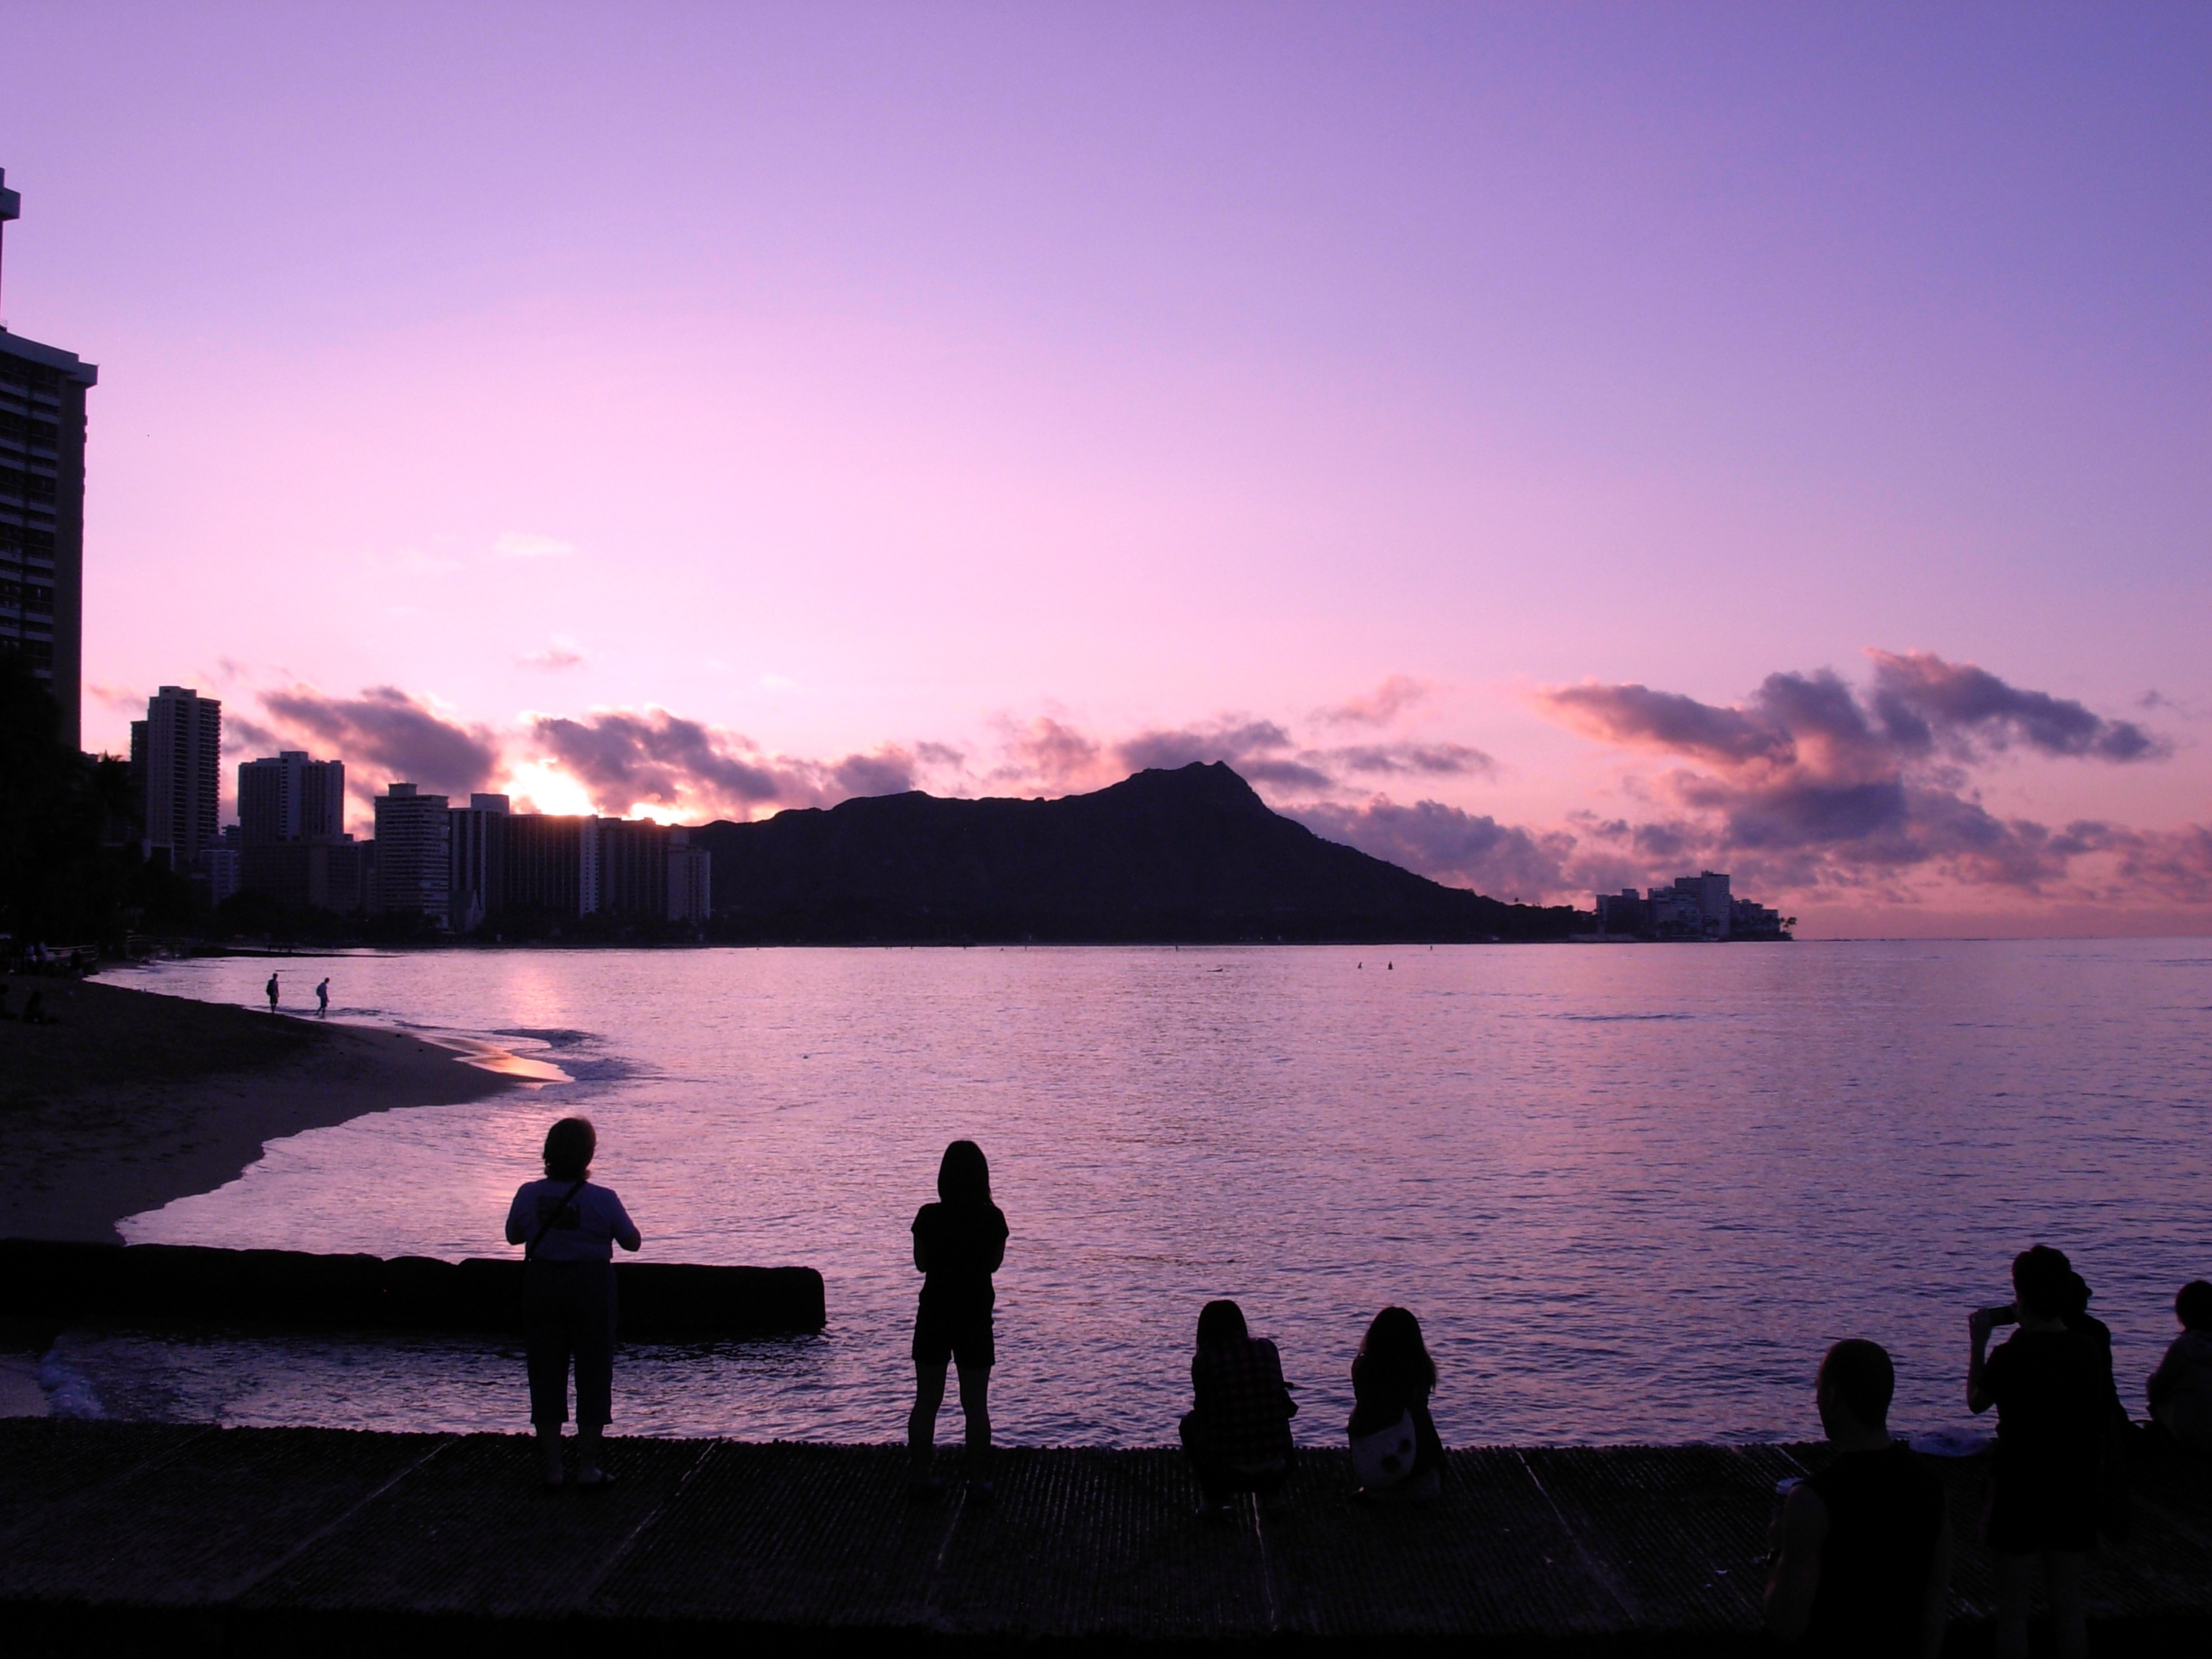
[575,1468,616,1490]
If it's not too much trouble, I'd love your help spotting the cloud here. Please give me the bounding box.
[494,531,576,560]
[991,716,1110,795]
[1331,742,1495,778]
[1317,675,1430,727]
[521,639,586,671]
[1292,799,1574,900]
[1112,719,1336,791]
[526,707,925,817]
[1532,651,2189,900]
[258,685,502,798]
[1866,649,2165,762]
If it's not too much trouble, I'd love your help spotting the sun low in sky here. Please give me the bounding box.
[6,2,2206,935]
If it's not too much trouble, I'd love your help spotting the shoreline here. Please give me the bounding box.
[0,978,521,1245]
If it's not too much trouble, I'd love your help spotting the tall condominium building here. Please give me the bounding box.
[238,750,347,844]
[448,793,511,934]
[372,783,451,925]
[130,686,222,865]
[444,808,711,932]
[0,170,98,750]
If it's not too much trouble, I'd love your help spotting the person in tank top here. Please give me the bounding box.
[1766,1338,1951,1657]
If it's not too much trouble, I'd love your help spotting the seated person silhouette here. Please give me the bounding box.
[1765,1339,1951,1655]
[1347,1305,1445,1501]
[1180,1299,1296,1520]
[2149,1280,2212,1454]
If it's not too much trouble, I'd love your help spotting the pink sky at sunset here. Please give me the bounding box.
[5,3,2206,935]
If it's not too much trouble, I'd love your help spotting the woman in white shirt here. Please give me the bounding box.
[505,1116,641,1488]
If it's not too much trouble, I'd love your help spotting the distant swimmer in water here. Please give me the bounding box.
[265,972,279,1012]
[315,977,330,1017]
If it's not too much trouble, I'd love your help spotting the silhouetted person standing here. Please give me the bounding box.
[1347,1305,1444,1501]
[505,1116,641,1489]
[1181,1299,1297,1519]
[315,976,330,1017]
[907,1139,1007,1499]
[1969,1245,2105,1659]
[2149,1280,2212,1452]
[265,972,279,1012]
[1766,1339,1951,1656]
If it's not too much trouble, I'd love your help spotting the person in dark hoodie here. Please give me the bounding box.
[907,1140,1009,1500]
[1181,1299,1298,1520]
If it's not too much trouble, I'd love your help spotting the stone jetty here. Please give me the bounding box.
[2,1419,2207,1653]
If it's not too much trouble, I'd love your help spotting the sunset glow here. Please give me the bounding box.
[5,3,2205,935]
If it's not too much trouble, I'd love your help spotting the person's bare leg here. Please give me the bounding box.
[537,1425,565,1485]
[577,1424,606,1484]
[1991,1552,2033,1659]
[956,1361,992,1484]
[2045,1551,2087,1659]
[909,1362,948,1480]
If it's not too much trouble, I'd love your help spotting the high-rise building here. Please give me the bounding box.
[238,750,347,844]
[448,793,511,934]
[0,169,97,750]
[130,686,222,865]
[371,783,451,925]
[668,826,713,925]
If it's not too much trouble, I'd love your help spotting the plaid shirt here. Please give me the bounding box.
[1190,1337,1296,1465]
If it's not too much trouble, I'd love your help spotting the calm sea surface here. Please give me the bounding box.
[56,940,2211,1447]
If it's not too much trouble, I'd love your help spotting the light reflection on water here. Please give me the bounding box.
[52,940,2212,1447]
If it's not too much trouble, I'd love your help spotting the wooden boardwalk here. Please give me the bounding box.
[1,1419,2206,1653]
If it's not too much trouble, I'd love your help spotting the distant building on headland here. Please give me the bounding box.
[1,169,98,750]
[369,783,711,933]
[1593,872,1789,941]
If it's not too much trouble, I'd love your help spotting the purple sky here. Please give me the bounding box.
[6,3,2207,933]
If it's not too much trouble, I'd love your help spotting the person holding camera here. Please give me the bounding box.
[1967,1244,2105,1659]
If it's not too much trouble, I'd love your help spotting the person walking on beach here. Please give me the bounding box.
[265,972,279,1012]
[1765,1339,1951,1655]
[1969,1244,2105,1659]
[1180,1299,1297,1520]
[505,1116,641,1490]
[2148,1280,2212,1452]
[315,977,330,1017]
[1347,1305,1444,1502]
[907,1139,1007,1500]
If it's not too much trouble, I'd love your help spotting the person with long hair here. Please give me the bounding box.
[503,1116,641,1489]
[1347,1305,1444,1501]
[1180,1299,1298,1520]
[1968,1244,2105,1659]
[907,1139,1008,1499]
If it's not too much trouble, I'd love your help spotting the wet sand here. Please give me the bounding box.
[0,976,517,1244]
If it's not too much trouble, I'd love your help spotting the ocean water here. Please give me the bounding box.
[47,940,2211,1448]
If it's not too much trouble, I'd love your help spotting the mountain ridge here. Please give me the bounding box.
[688,761,1583,944]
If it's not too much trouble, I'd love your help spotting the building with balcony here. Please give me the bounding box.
[0,171,97,750]
[130,686,222,866]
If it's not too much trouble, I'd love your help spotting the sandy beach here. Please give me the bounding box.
[0,975,517,1244]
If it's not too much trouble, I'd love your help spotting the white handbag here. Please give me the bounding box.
[1349,1409,1418,1489]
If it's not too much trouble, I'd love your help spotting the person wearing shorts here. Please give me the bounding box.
[907,1139,1007,1499]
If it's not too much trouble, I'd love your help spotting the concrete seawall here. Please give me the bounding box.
[0,1240,826,1339]
[2,1419,2206,1654]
